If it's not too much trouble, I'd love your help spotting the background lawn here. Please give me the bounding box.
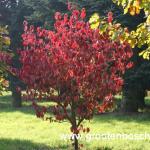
[0,93,150,150]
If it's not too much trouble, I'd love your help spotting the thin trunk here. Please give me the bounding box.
[71,99,79,150]
[74,136,78,150]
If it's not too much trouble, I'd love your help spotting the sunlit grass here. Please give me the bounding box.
[0,93,150,150]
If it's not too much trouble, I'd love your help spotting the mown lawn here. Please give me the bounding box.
[0,93,150,150]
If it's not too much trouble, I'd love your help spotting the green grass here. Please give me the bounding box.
[0,93,150,150]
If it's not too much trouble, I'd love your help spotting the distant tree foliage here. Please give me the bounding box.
[113,0,150,59]
[0,26,12,94]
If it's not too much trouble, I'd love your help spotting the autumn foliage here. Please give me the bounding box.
[0,26,12,93]
[19,8,132,149]
[113,0,150,59]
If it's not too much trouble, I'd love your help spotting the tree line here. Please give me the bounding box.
[0,0,150,112]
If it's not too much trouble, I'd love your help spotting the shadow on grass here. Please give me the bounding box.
[94,111,150,125]
[0,138,68,150]
[0,95,55,116]
[0,138,112,150]
[0,95,35,115]
[0,94,150,124]
[0,95,13,108]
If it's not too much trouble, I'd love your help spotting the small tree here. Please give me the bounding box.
[19,8,132,150]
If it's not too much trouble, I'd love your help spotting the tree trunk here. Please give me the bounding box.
[138,89,145,109]
[74,135,79,150]
[71,98,79,150]
[120,86,145,113]
[9,3,23,108]
[12,88,22,108]
[9,74,22,108]
[121,88,138,113]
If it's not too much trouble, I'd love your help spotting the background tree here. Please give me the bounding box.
[0,0,68,107]
[22,0,68,29]
[113,0,150,112]
[0,0,24,107]
[0,26,12,94]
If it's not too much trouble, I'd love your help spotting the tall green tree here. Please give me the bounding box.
[0,0,23,107]
[112,0,150,112]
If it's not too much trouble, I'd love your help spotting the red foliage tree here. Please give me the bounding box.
[19,8,132,150]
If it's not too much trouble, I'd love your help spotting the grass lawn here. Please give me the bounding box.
[0,93,150,150]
